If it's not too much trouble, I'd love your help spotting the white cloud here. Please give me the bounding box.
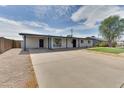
[3,6,124,40]
[71,5,124,29]
[22,21,49,28]
[0,17,41,40]
[0,17,100,40]
[0,5,7,7]
[35,6,76,20]
[0,17,66,40]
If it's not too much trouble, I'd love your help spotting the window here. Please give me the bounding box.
[88,40,91,44]
[81,40,84,43]
[53,38,62,47]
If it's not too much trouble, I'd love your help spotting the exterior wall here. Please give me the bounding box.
[76,39,79,48]
[51,38,94,48]
[67,38,73,48]
[50,37,76,49]
[26,36,39,49]
[92,39,101,46]
[62,38,66,48]
[79,39,93,48]
[21,36,94,49]
[21,41,24,48]
[24,36,48,49]
[51,37,53,48]
[0,37,21,53]
[52,37,67,49]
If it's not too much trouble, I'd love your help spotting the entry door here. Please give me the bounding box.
[39,39,44,48]
[73,39,76,48]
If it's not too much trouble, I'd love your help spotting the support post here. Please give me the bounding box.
[48,37,49,49]
[49,37,52,49]
[78,38,80,48]
[24,35,26,51]
[66,38,68,48]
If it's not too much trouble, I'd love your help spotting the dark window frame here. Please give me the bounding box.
[88,40,91,44]
[81,40,84,43]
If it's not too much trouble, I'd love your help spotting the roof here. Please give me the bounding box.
[19,33,68,38]
[19,33,100,40]
[19,33,87,39]
[86,36,103,41]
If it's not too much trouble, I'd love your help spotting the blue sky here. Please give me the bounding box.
[0,5,124,40]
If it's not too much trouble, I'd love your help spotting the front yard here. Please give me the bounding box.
[88,47,124,54]
[0,49,38,88]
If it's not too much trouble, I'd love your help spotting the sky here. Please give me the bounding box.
[0,5,124,40]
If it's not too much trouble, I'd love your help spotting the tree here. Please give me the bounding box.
[99,15,124,47]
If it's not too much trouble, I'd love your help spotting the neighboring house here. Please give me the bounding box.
[86,36,103,46]
[117,40,124,47]
[19,33,95,50]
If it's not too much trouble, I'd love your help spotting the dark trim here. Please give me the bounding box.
[48,37,49,49]
[19,33,87,39]
[24,35,26,51]
[49,37,52,49]
[72,39,76,48]
[66,38,68,48]
[19,33,103,41]
[39,39,44,48]
[78,38,80,48]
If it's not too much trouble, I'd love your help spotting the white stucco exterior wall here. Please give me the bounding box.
[79,39,93,48]
[26,37,39,48]
[21,41,24,48]
[76,39,79,48]
[52,37,67,49]
[67,38,73,48]
[61,38,66,48]
[21,35,94,49]
[25,36,48,49]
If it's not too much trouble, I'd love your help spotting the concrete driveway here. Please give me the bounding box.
[29,49,124,88]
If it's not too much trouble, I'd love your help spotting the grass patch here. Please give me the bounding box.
[88,47,124,54]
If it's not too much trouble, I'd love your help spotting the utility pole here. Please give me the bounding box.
[71,29,73,37]
[98,33,100,38]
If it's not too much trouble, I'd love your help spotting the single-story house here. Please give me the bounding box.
[19,33,97,50]
[86,36,103,46]
[117,40,124,47]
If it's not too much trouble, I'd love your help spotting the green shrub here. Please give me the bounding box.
[95,41,117,47]
[95,42,100,47]
[99,42,108,47]
[95,42,108,47]
[112,42,117,47]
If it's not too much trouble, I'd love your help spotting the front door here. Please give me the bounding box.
[39,39,44,48]
[73,39,76,48]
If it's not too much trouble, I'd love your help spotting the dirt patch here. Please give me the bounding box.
[118,53,124,57]
[0,48,38,88]
[25,55,38,88]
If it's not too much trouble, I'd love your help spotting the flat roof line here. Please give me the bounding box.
[19,33,87,39]
[19,33,102,40]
